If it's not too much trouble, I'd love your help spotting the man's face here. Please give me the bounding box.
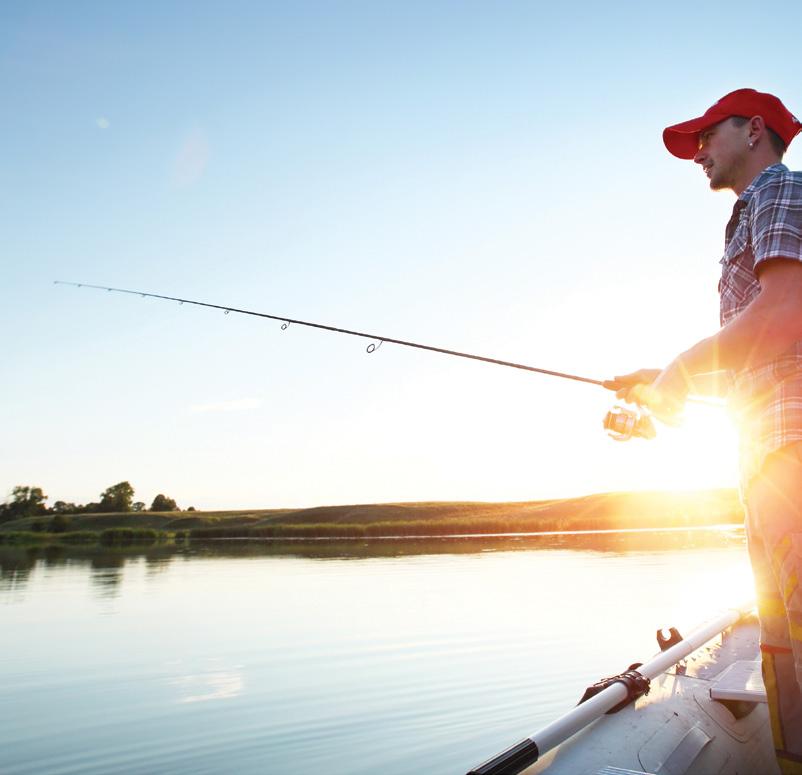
[692,118,749,192]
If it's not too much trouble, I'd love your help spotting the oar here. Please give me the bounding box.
[466,602,754,775]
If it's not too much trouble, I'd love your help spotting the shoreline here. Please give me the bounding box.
[0,488,744,546]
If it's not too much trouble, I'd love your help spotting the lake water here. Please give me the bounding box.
[0,529,754,775]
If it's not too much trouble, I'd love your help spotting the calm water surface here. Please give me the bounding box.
[0,529,753,775]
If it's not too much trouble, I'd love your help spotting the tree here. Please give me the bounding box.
[52,501,78,514]
[0,486,49,522]
[150,494,177,512]
[99,481,135,513]
[132,501,145,512]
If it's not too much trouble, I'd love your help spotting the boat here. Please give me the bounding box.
[467,603,778,775]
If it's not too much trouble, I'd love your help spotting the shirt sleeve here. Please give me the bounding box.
[750,175,802,270]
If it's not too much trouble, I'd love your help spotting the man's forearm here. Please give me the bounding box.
[676,290,802,377]
[685,371,729,398]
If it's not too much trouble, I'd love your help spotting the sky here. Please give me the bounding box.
[3,1,802,510]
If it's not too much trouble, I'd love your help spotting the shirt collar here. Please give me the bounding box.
[738,163,788,203]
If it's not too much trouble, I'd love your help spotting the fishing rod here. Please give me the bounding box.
[54,280,710,440]
[54,281,606,384]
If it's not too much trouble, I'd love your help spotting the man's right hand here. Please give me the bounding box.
[602,369,662,403]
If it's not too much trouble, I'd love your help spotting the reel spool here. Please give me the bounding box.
[603,405,657,441]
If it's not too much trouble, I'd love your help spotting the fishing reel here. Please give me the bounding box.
[603,405,657,442]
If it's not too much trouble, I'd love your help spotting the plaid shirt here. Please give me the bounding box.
[719,163,802,487]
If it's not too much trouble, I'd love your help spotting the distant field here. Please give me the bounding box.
[0,488,744,544]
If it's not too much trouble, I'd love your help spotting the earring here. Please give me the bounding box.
[748,141,755,149]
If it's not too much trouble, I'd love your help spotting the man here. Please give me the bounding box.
[605,88,802,774]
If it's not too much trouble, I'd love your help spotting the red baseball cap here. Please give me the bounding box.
[663,88,802,159]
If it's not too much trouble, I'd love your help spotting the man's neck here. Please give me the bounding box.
[733,155,783,195]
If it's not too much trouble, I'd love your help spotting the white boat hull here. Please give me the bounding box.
[524,616,777,775]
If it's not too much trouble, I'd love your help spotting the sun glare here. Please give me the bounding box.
[669,401,740,489]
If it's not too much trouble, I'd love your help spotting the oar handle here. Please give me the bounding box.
[466,738,539,775]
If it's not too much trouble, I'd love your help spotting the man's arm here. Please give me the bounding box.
[676,259,802,372]
[605,369,728,399]
[622,258,802,414]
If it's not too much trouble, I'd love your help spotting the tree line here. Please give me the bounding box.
[0,482,193,522]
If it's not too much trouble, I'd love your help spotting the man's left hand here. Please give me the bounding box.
[628,359,688,425]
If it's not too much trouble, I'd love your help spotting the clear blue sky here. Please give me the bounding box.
[3,1,802,509]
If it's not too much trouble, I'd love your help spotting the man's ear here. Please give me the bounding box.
[748,115,767,145]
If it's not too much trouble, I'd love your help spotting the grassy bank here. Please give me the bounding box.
[0,488,744,544]
[0,527,178,546]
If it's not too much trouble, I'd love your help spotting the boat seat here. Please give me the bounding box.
[709,660,767,703]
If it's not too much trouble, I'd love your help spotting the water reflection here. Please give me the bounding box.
[185,526,746,559]
[0,547,36,591]
[89,554,125,596]
[145,553,173,579]
[166,659,245,704]
[0,526,746,595]
[0,544,181,596]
